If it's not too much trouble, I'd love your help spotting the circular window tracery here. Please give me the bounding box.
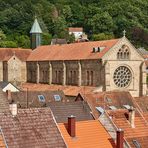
[113,66,132,88]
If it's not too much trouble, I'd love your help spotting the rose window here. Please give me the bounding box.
[113,66,132,88]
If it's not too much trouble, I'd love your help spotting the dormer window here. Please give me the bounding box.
[117,45,130,60]
[92,46,105,53]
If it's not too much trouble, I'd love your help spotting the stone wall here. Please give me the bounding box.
[27,59,103,87]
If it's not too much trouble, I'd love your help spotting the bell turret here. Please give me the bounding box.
[30,17,42,50]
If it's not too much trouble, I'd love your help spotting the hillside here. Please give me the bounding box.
[0,0,148,49]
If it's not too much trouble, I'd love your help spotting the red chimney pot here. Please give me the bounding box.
[116,128,124,148]
[68,115,76,137]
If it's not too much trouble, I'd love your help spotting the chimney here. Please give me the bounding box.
[116,129,124,148]
[6,90,12,103]
[68,115,76,137]
[128,106,135,128]
[9,103,17,116]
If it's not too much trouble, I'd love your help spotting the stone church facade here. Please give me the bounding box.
[26,36,147,97]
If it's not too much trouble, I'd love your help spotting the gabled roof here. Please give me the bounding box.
[76,91,135,119]
[58,120,115,148]
[11,90,66,108]
[30,18,42,33]
[0,48,31,61]
[107,109,148,148]
[0,108,66,147]
[27,39,119,61]
[49,101,93,123]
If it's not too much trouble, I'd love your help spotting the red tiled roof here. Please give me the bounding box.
[77,91,135,119]
[0,132,6,148]
[68,27,83,32]
[0,48,31,61]
[107,110,148,148]
[21,83,95,96]
[0,108,66,147]
[58,120,115,148]
[27,39,120,61]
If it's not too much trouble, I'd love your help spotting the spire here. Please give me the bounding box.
[30,18,42,34]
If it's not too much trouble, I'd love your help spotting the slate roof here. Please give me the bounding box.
[76,91,135,118]
[49,101,94,123]
[51,39,67,45]
[27,39,119,61]
[0,48,31,61]
[58,120,115,148]
[0,108,66,148]
[11,90,66,108]
[0,89,9,113]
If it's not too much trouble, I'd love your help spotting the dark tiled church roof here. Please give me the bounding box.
[49,101,94,123]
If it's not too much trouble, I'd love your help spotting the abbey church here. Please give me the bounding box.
[26,19,147,97]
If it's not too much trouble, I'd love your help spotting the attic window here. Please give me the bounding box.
[109,106,117,110]
[38,95,45,102]
[92,46,105,53]
[123,105,131,110]
[96,107,104,114]
[54,95,61,101]
[132,140,141,148]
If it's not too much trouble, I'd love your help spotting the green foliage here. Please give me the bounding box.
[0,0,147,48]
[42,33,52,45]
[92,33,114,41]
[0,41,17,48]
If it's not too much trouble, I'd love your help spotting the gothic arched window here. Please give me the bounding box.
[117,45,130,60]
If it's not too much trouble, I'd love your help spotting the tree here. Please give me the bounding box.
[89,12,114,34]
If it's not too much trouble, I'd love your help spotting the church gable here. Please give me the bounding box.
[102,37,144,61]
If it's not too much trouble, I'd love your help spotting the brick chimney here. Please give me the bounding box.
[6,90,12,103]
[116,129,124,148]
[9,103,17,116]
[128,106,135,128]
[68,115,76,137]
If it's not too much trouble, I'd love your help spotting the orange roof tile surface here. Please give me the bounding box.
[0,134,6,148]
[58,120,115,148]
[0,48,31,61]
[27,39,119,61]
[68,27,83,32]
[77,91,135,119]
[107,110,148,147]
[22,83,95,96]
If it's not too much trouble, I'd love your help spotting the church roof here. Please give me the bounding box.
[0,48,31,61]
[27,38,119,61]
[30,18,42,34]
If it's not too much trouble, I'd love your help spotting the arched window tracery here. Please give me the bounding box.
[117,45,130,60]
